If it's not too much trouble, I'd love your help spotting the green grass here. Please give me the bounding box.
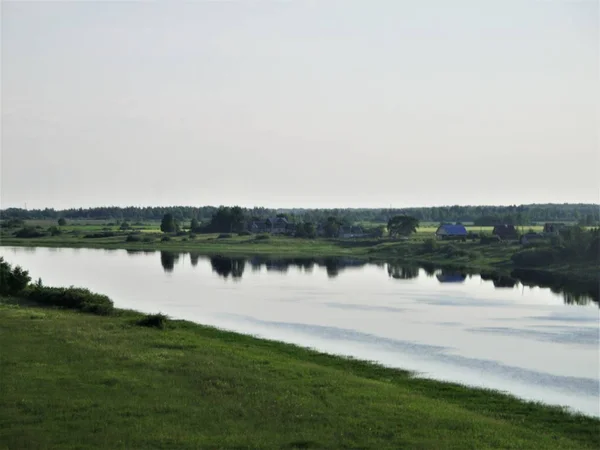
[1,301,598,449]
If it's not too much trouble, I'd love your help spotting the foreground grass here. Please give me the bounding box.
[1,302,599,449]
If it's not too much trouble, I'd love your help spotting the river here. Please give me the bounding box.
[1,246,598,417]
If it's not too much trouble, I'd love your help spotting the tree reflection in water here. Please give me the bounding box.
[387,264,419,280]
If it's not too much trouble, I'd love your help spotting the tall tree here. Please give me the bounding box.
[387,215,419,238]
[160,213,177,233]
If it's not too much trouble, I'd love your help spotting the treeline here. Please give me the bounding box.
[1,204,598,225]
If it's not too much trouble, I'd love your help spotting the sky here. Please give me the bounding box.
[1,0,598,210]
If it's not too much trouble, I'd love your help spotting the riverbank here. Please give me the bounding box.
[2,232,599,297]
[1,299,598,449]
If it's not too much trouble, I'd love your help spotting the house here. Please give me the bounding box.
[435,224,468,240]
[338,225,365,239]
[543,223,566,235]
[266,217,289,234]
[492,224,518,241]
[248,221,268,233]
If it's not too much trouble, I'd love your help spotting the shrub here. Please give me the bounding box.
[421,238,438,252]
[137,313,168,329]
[176,230,188,237]
[48,226,62,236]
[253,234,270,241]
[1,218,25,229]
[142,236,154,243]
[189,233,197,239]
[480,235,501,244]
[161,236,171,242]
[126,234,142,242]
[217,233,232,239]
[26,286,114,315]
[238,231,251,236]
[84,231,117,238]
[119,222,131,230]
[57,218,67,226]
[14,227,46,238]
[511,247,563,267]
[0,257,31,295]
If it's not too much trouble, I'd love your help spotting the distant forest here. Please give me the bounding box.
[1,204,598,226]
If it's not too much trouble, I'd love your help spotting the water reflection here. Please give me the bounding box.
[436,270,467,283]
[160,251,180,273]
[387,264,419,280]
[210,256,245,280]
[148,252,597,306]
[190,252,200,267]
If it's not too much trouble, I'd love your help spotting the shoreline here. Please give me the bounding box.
[2,237,598,301]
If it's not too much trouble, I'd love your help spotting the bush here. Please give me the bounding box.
[0,257,31,295]
[142,236,154,243]
[238,231,251,236]
[253,234,270,241]
[26,286,114,315]
[217,233,232,239]
[84,231,117,239]
[48,226,62,236]
[480,235,501,244]
[14,227,46,238]
[161,236,171,242]
[126,234,142,242]
[189,233,197,239]
[137,313,168,329]
[421,238,438,252]
[511,247,563,267]
[120,222,131,230]
[1,218,25,229]
[176,230,188,237]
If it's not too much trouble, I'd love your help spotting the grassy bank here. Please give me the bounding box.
[1,300,598,449]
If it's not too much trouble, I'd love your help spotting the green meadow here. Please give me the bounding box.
[1,299,598,450]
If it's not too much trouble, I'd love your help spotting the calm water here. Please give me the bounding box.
[2,247,599,417]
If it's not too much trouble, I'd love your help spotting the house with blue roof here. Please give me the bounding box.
[435,224,468,240]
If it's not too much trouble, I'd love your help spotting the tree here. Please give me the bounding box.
[387,215,419,238]
[323,217,341,238]
[0,257,31,295]
[160,213,177,233]
[190,218,200,232]
[57,218,67,226]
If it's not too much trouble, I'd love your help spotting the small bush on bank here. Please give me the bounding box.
[161,236,171,242]
[253,234,270,241]
[0,257,31,295]
[137,313,169,329]
[48,226,62,236]
[480,235,501,244]
[421,238,438,252]
[84,231,117,239]
[218,233,232,239]
[14,227,46,238]
[238,231,251,236]
[26,286,114,315]
[511,247,563,267]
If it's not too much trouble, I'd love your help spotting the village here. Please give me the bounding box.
[247,216,569,243]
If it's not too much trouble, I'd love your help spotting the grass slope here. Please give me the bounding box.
[1,302,598,449]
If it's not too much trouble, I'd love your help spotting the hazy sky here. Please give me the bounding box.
[1,0,598,209]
